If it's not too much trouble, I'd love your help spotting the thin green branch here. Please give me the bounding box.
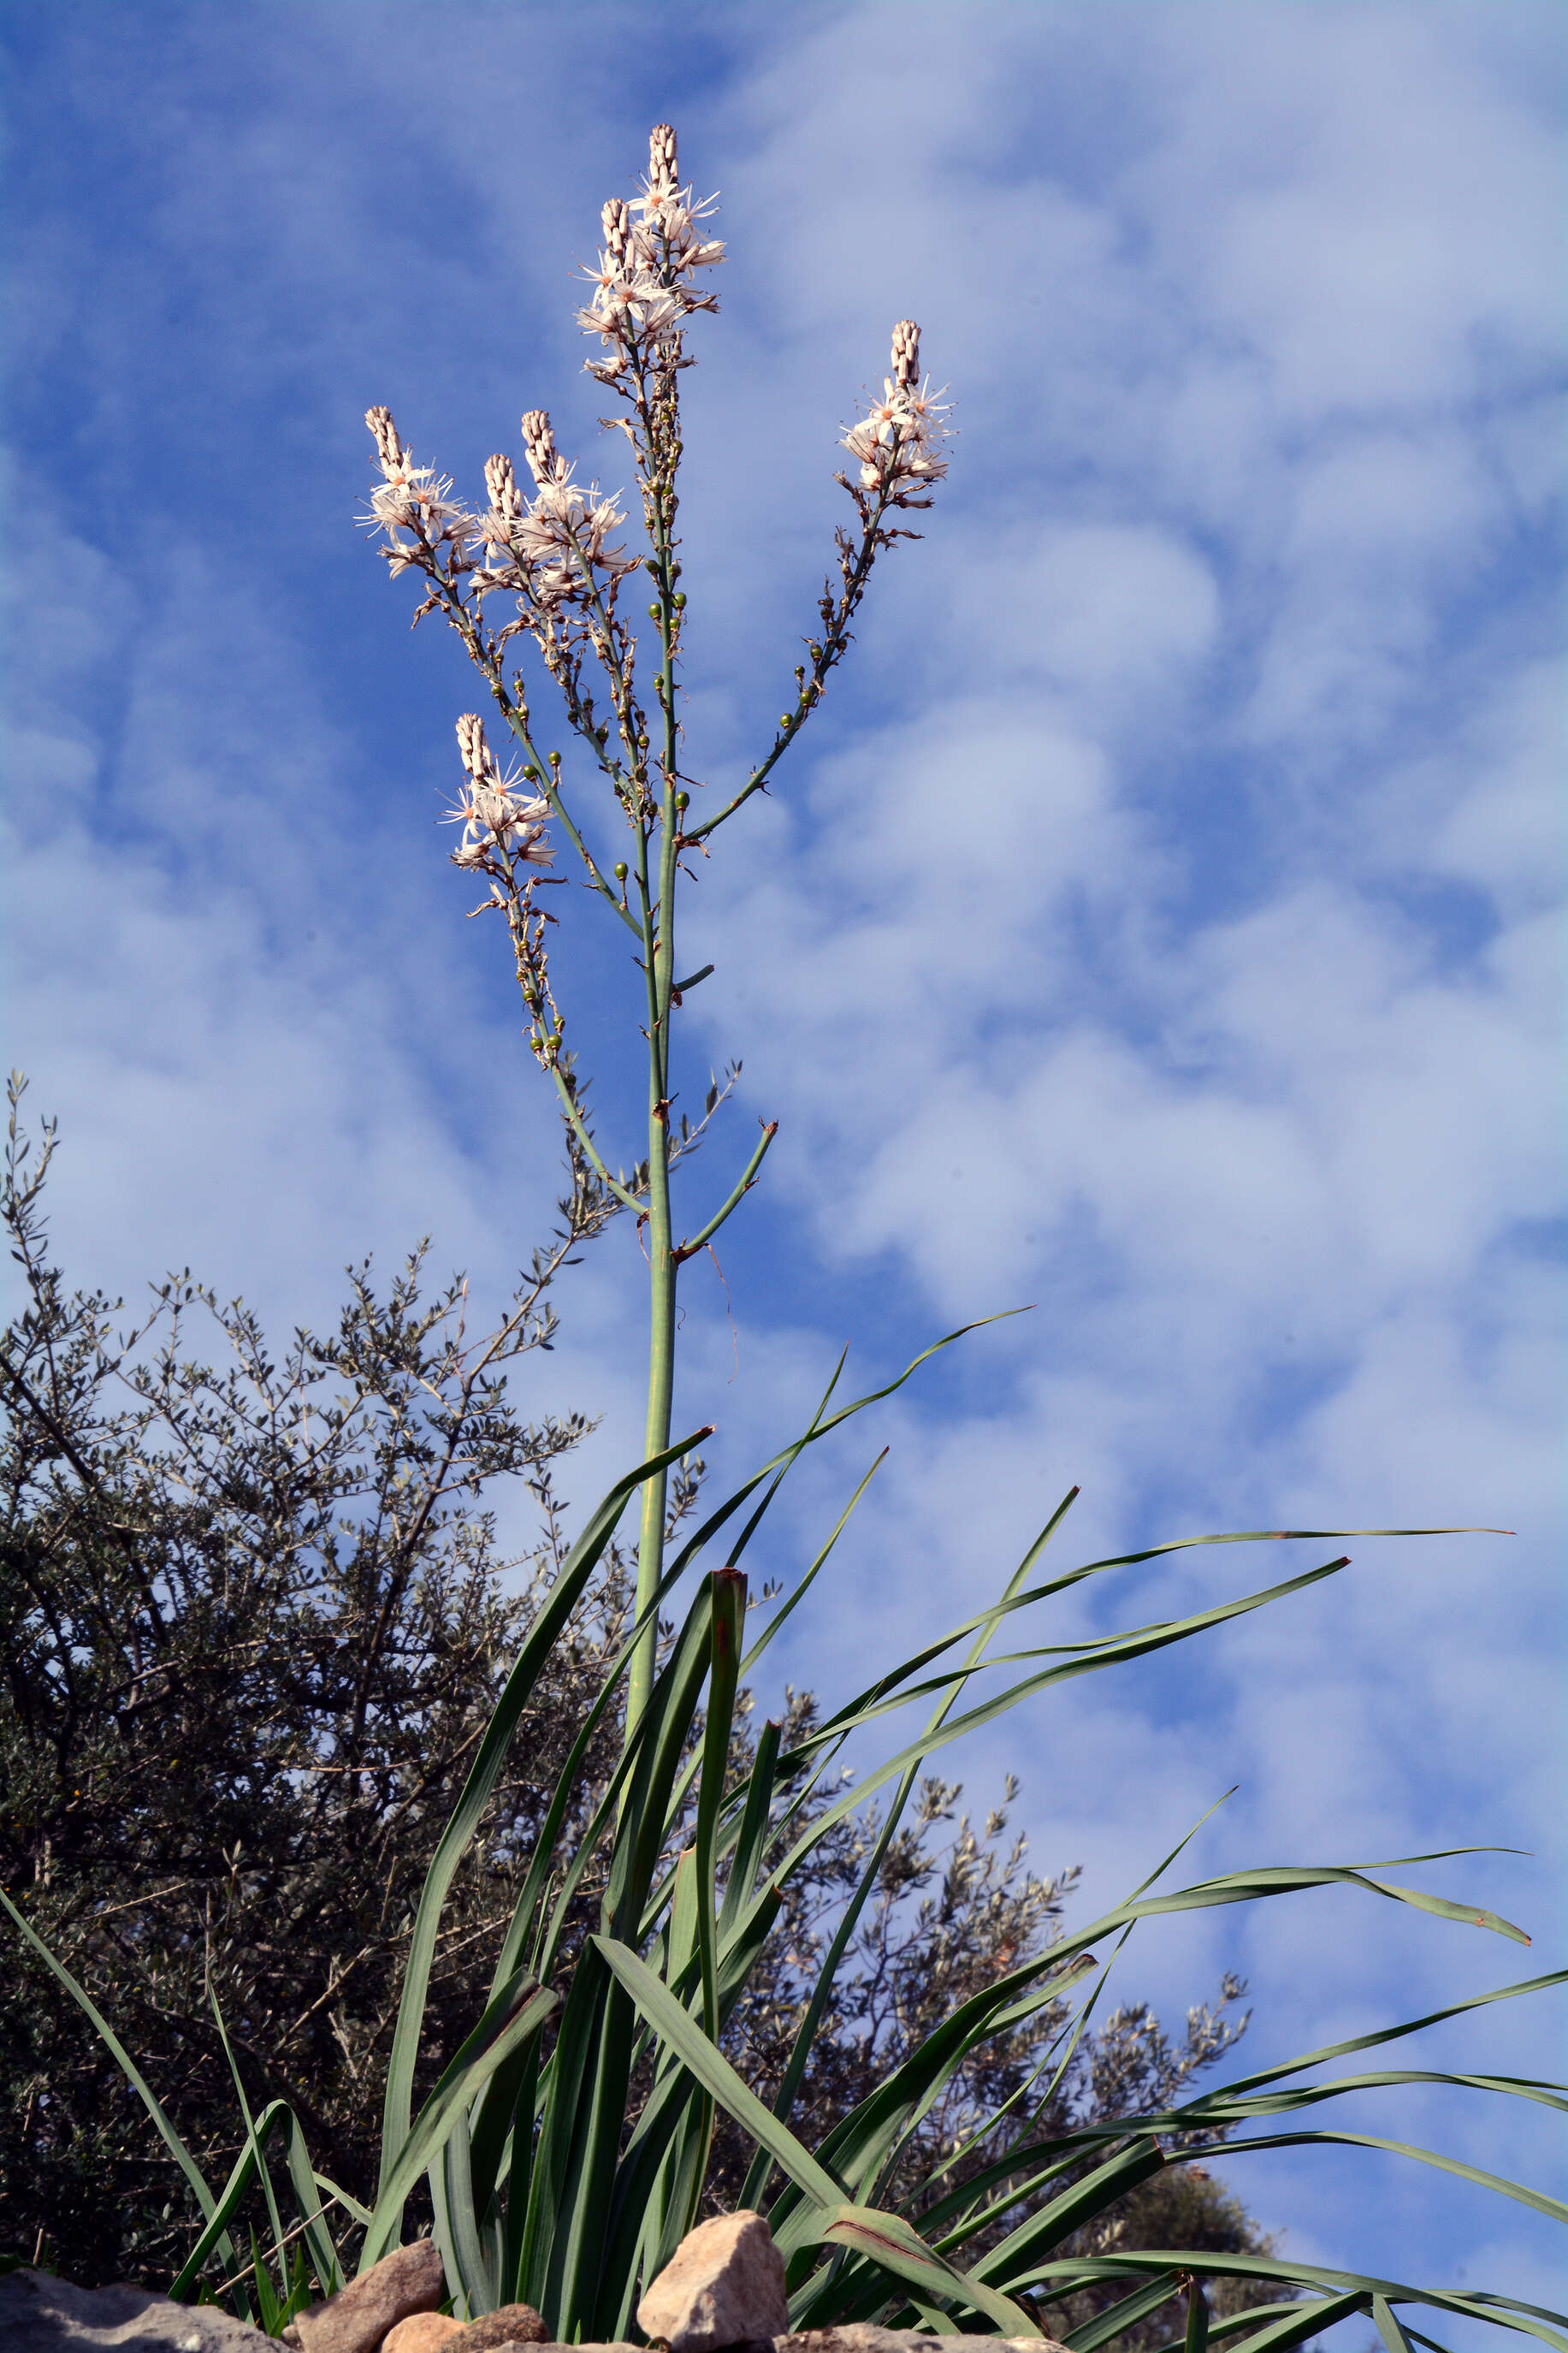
[686,479,896,844]
[495,705,641,938]
[547,1065,641,1213]
[672,1120,778,1264]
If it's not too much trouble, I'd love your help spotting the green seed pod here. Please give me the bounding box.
[648,603,661,620]
[613,860,629,881]
[673,592,687,609]
[674,790,689,811]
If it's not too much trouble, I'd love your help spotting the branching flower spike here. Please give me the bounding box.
[360,128,952,1740]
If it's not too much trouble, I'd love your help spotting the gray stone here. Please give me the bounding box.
[638,2213,789,2353]
[776,2336,1071,2353]
[484,2338,1068,2353]
[0,2267,270,2350]
[427,2342,1066,2353]
[289,2241,447,2353]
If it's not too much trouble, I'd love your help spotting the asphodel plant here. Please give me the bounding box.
[358,130,951,1745]
[9,122,1563,2351]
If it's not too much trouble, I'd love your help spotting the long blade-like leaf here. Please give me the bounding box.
[1214,2294,1370,2353]
[594,1930,848,2207]
[744,1490,1084,2213]
[0,1888,240,2291]
[378,1431,704,2196]
[1158,2127,1567,2226]
[1064,2273,1185,2351]
[593,1937,1038,2332]
[975,2142,1167,2286]
[168,2099,296,2303]
[814,2204,1037,2334]
[1029,2252,1567,2353]
[364,1973,556,2270]
[762,1561,1354,1887]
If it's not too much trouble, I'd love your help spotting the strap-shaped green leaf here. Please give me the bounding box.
[976,2141,1167,2287]
[431,2104,498,2320]
[378,1431,703,2202]
[812,2204,1037,2334]
[591,1935,1035,2332]
[761,1559,1355,1888]
[1064,2273,1185,2351]
[1029,2249,1567,2352]
[0,1887,243,2299]
[1216,2293,1370,2353]
[592,1930,847,2207]
[364,1971,556,2270]
[167,2099,322,2303]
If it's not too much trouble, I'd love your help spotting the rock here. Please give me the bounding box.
[382,2318,466,2353]
[776,2336,1072,2353]
[637,2212,789,2353]
[0,2267,269,2350]
[453,2309,549,2350]
[290,2241,446,2353]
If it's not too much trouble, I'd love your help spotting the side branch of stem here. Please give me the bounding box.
[547,1067,642,1213]
[673,1122,778,1265]
[498,707,642,939]
[686,484,895,843]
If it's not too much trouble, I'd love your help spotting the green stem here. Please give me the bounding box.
[625,489,683,1741]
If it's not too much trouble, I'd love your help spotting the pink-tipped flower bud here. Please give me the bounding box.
[602,196,631,264]
[484,452,524,524]
[456,711,493,785]
[648,122,678,193]
[521,408,559,486]
[891,321,920,390]
[365,404,405,477]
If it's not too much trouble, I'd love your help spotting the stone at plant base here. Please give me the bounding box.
[775,2334,1073,2353]
[452,2308,550,2350]
[382,2317,466,2353]
[637,2211,789,2353]
[0,2267,270,2350]
[287,2241,447,2353]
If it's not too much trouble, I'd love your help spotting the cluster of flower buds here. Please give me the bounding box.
[364,401,637,620]
[447,713,553,876]
[363,405,475,573]
[577,122,725,370]
[841,322,951,507]
[482,408,642,610]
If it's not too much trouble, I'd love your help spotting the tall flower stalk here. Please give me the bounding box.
[360,123,950,1740]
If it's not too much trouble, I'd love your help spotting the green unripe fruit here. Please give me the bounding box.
[674,791,689,811]
[648,603,661,619]
[613,860,629,880]
[673,592,687,609]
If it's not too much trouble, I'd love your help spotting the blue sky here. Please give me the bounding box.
[3,0,1565,2322]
